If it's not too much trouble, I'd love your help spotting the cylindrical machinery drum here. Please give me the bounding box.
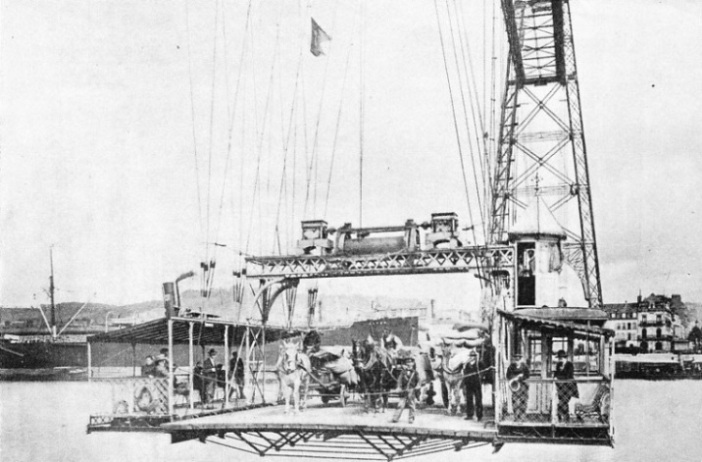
[342,236,405,254]
[162,282,177,317]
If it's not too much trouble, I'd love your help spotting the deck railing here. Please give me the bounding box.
[498,376,611,427]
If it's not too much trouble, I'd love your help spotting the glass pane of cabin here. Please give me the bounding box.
[527,331,542,373]
[574,338,601,375]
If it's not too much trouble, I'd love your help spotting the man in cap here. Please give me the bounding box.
[463,349,483,421]
[506,353,530,421]
[554,349,578,422]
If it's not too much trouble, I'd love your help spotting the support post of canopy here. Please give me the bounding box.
[224,324,230,407]
[189,322,194,411]
[87,342,92,382]
[168,319,174,417]
[131,343,136,377]
[245,324,252,404]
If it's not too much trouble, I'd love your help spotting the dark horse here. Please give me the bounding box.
[352,337,398,412]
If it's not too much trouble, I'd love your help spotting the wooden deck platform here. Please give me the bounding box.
[162,402,498,460]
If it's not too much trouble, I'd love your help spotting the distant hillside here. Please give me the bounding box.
[1,289,434,331]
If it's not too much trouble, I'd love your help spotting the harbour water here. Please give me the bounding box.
[1,380,700,462]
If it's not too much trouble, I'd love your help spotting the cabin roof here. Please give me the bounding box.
[498,310,614,338]
[87,317,298,345]
[515,307,608,323]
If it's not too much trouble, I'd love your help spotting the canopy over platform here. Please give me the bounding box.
[498,310,614,339]
[87,317,299,346]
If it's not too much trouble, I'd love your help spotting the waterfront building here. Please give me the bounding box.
[604,294,689,352]
[603,302,638,349]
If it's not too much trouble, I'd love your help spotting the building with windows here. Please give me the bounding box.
[602,302,638,348]
[604,294,689,353]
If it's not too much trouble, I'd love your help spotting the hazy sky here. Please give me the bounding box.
[1,0,702,310]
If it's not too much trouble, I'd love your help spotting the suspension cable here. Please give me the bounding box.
[213,0,253,266]
[184,0,205,256]
[205,1,220,273]
[323,22,356,218]
[245,25,281,255]
[358,0,365,228]
[445,0,486,242]
[432,0,478,248]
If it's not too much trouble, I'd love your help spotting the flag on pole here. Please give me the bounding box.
[310,18,331,56]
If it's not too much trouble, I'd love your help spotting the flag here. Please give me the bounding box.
[310,18,331,56]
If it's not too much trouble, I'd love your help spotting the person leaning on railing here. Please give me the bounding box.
[506,353,530,421]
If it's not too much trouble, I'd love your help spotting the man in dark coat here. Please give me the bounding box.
[203,349,218,404]
[228,351,246,400]
[506,353,530,420]
[463,350,483,421]
[554,349,579,422]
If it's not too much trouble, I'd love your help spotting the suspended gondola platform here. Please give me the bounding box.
[86,303,614,460]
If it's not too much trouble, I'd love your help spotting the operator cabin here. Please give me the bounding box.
[496,195,613,443]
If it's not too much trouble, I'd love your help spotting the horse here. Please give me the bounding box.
[437,342,471,415]
[277,339,311,414]
[352,337,397,412]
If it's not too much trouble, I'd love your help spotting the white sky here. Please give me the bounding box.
[1,0,702,309]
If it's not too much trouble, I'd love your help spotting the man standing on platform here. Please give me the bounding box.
[463,350,483,422]
[555,350,578,422]
[392,357,419,424]
[203,349,218,404]
[228,351,246,401]
[506,353,530,421]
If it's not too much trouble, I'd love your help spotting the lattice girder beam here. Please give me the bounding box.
[245,246,514,279]
[502,0,566,86]
[168,423,500,460]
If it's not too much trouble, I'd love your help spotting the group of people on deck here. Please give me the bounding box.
[141,349,170,378]
[141,348,246,406]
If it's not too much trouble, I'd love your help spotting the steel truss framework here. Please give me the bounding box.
[245,246,514,279]
[167,424,497,461]
[491,0,602,308]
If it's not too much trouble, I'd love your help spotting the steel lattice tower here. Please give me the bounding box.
[490,0,602,308]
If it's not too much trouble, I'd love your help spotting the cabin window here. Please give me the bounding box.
[574,339,601,375]
[527,333,543,373]
[517,243,536,306]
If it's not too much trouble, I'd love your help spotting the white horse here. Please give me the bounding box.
[277,340,311,414]
[438,343,469,415]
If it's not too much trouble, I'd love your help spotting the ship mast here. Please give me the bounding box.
[49,246,57,339]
